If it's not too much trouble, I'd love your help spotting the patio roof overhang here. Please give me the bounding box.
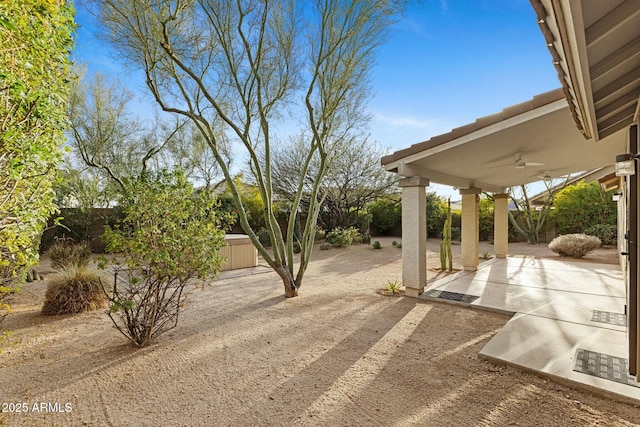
[530,0,640,141]
[381,88,627,193]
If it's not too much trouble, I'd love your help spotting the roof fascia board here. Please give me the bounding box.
[383,99,568,169]
[552,0,599,140]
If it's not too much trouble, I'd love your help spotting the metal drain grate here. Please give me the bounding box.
[424,289,479,304]
[574,349,640,388]
[591,310,626,326]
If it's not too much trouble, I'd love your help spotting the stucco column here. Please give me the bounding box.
[400,177,429,297]
[493,193,509,258]
[461,188,481,271]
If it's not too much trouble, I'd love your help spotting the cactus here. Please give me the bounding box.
[440,199,453,272]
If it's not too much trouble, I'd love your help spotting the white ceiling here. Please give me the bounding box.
[383,97,627,193]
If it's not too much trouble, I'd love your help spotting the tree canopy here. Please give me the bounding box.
[97,0,405,297]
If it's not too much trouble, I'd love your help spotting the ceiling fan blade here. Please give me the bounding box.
[524,161,545,167]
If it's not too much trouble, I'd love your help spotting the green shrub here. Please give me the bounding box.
[479,197,494,241]
[369,197,401,234]
[548,234,601,258]
[553,181,616,234]
[46,239,92,270]
[426,192,446,238]
[372,241,382,249]
[41,265,108,315]
[362,233,371,244]
[293,241,301,253]
[320,243,331,251]
[256,228,271,247]
[101,171,227,346]
[584,224,617,246]
[326,227,360,247]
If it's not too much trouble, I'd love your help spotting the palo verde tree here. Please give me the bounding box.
[97,0,405,297]
[68,71,186,202]
[509,177,570,244]
[0,0,75,325]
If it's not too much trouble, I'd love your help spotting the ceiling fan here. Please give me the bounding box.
[537,171,571,181]
[490,153,546,169]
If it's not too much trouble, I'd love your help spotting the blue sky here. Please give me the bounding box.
[72,1,560,198]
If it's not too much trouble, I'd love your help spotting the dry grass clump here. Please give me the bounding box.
[46,240,92,270]
[41,265,107,315]
[548,233,601,258]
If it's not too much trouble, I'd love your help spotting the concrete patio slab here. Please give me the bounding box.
[421,255,640,402]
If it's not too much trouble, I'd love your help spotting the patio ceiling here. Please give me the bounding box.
[531,0,640,141]
[381,88,627,193]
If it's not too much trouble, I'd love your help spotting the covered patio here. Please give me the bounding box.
[381,88,626,297]
[422,255,640,401]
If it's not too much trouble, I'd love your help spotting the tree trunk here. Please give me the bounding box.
[275,265,299,298]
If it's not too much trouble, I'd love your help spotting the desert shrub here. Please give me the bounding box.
[41,265,108,315]
[372,241,382,249]
[584,224,617,246]
[293,241,302,253]
[362,233,371,244]
[369,197,401,234]
[553,181,616,234]
[326,227,360,247]
[101,171,226,346]
[46,239,92,270]
[320,243,330,250]
[479,197,494,241]
[426,192,446,238]
[548,234,601,258]
[256,228,271,247]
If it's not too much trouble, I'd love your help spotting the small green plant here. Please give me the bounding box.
[385,279,402,294]
[396,242,402,249]
[481,251,492,260]
[548,233,601,258]
[326,227,360,247]
[362,233,371,244]
[41,265,108,315]
[292,241,302,253]
[372,241,382,249]
[391,240,397,247]
[320,243,331,251]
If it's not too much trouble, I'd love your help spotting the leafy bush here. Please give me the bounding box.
[46,239,92,270]
[1,0,74,330]
[256,228,271,247]
[553,181,616,234]
[548,234,601,258]
[362,233,371,244]
[372,241,382,249]
[479,197,494,241]
[584,224,617,246]
[369,197,401,234]
[101,171,227,346]
[326,227,361,247]
[426,192,446,238]
[41,265,108,315]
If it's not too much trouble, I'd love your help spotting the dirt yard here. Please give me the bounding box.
[1,238,638,426]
